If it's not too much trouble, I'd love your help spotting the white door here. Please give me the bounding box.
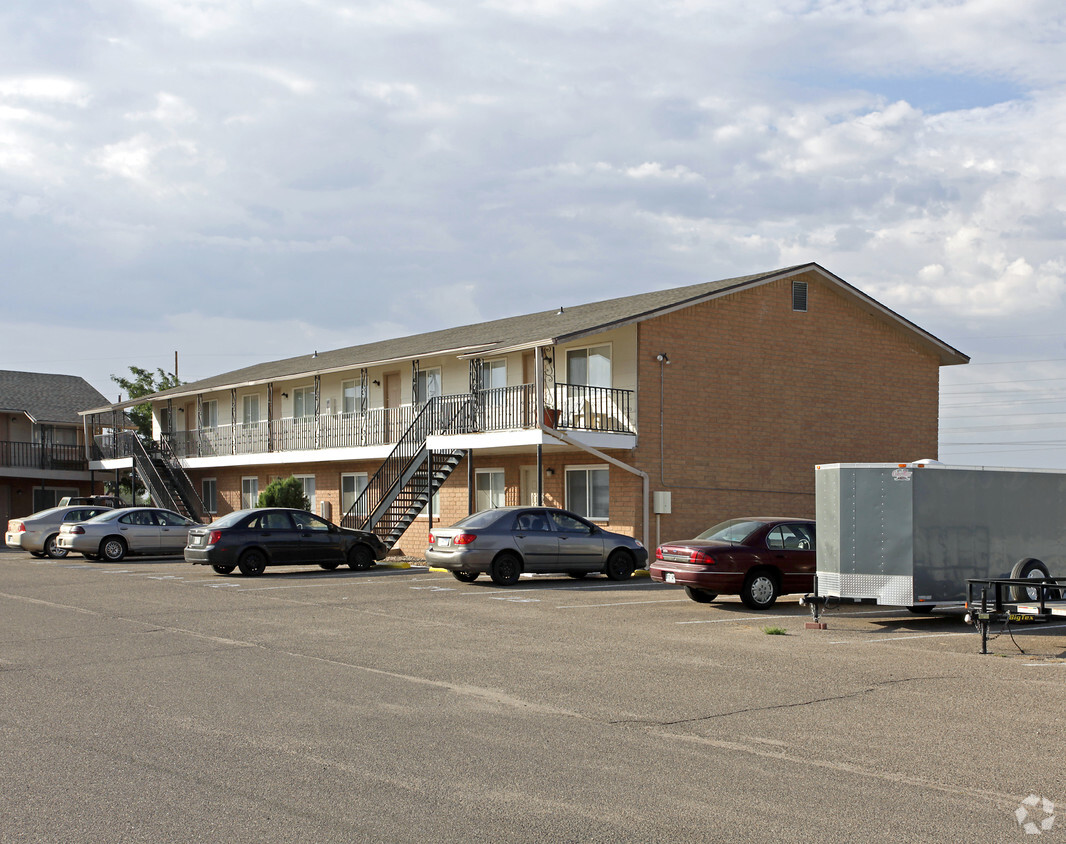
[520,465,539,507]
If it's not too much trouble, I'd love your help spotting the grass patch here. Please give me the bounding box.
[762,626,788,636]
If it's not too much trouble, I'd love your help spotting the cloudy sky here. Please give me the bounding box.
[2,0,1064,466]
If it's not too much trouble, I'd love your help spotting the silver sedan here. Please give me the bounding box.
[57,507,200,561]
[5,504,115,558]
[426,506,648,585]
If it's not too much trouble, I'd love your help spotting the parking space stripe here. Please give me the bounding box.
[558,598,691,608]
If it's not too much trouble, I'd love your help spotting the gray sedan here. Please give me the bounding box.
[5,504,115,558]
[426,506,647,585]
[56,507,199,561]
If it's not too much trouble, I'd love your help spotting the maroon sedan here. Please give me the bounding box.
[650,518,815,609]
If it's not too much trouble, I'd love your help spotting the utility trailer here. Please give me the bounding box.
[809,463,1066,639]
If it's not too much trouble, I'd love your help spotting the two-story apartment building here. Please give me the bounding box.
[81,264,968,552]
[1,370,110,524]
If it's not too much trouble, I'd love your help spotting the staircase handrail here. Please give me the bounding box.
[342,394,476,530]
[118,432,182,514]
[156,436,206,521]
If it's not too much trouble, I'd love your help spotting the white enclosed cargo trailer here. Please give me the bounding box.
[814,462,1066,608]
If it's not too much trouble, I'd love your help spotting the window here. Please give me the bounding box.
[766,523,815,550]
[475,469,505,511]
[341,473,369,515]
[295,474,316,512]
[481,359,506,391]
[342,380,363,414]
[242,395,260,425]
[566,345,611,387]
[565,466,609,521]
[419,490,441,519]
[242,477,259,509]
[416,367,442,404]
[792,280,808,312]
[293,386,315,419]
[202,478,218,514]
[200,400,218,429]
[33,487,78,512]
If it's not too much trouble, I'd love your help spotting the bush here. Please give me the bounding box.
[258,476,310,510]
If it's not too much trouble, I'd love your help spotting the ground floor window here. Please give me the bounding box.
[475,469,505,511]
[565,466,609,521]
[202,478,217,514]
[341,472,369,516]
[294,474,316,513]
[242,477,259,509]
[33,486,78,512]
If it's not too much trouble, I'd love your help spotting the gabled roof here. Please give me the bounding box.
[86,263,969,412]
[0,370,109,425]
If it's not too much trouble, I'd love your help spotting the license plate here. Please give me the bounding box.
[665,572,676,584]
[437,537,452,547]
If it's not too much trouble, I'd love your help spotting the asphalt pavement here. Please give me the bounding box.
[2,548,1064,842]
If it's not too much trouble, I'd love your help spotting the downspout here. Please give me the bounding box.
[536,422,651,557]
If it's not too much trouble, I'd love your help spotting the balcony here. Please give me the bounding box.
[0,440,89,472]
[91,383,635,461]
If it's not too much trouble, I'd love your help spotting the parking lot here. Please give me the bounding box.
[3,547,1065,842]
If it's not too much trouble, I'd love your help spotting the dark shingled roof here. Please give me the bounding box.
[87,263,968,411]
[0,370,110,424]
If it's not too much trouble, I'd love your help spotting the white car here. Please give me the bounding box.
[5,504,115,558]
[57,507,199,561]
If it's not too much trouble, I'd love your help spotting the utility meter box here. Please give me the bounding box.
[653,491,672,514]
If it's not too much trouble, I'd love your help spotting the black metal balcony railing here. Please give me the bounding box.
[0,440,88,471]
[90,383,635,462]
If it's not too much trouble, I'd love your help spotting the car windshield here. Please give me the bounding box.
[451,510,508,530]
[694,519,765,544]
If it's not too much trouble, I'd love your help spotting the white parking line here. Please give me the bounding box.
[559,598,691,609]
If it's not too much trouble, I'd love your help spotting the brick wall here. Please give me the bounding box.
[629,269,946,543]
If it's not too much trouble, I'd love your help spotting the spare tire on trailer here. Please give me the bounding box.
[1010,558,1058,602]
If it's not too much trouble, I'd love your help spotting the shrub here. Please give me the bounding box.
[258,476,310,511]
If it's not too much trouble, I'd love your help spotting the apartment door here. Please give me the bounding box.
[384,372,402,440]
[520,465,539,507]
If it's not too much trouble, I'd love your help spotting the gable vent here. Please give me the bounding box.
[792,280,808,312]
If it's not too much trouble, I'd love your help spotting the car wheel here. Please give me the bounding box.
[347,545,374,571]
[452,570,479,583]
[490,553,522,586]
[100,537,127,562]
[44,534,68,559]
[684,585,718,603]
[212,564,236,575]
[1010,558,1058,602]
[319,561,341,570]
[238,549,267,576]
[567,571,588,579]
[604,550,635,581]
[740,570,779,610]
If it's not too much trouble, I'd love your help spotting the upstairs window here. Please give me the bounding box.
[293,386,315,419]
[566,345,611,387]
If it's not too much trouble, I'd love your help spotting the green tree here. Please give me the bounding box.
[111,366,182,440]
[258,476,311,510]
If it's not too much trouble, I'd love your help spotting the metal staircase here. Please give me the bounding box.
[341,395,475,549]
[119,432,206,522]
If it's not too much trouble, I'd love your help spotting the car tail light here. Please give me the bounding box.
[13,522,25,533]
[208,530,223,545]
[428,532,435,543]
[69,526,85,535]
[690,549,715,564]
[453,533,477,545]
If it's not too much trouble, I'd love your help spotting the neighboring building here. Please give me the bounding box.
[1,370,110,524]
[81,263,968,551]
